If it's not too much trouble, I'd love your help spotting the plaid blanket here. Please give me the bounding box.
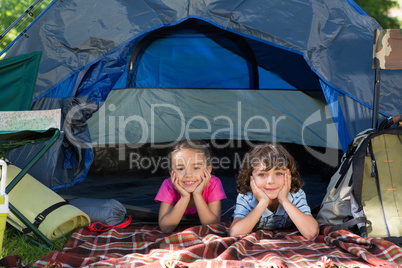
[33,222,402,268]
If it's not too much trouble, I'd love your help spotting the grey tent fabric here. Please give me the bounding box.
[5,0,401,137]
[3,0,402,189]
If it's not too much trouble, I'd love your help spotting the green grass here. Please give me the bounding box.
[0,224,69,265]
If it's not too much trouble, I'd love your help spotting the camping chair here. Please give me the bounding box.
[0,51,61,248]
[372,29,402,128]
[0,110,61,248]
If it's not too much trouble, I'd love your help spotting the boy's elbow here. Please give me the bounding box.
[229,230,239,237]
[304,232,318,241]
[229,227,245,237]
[304,226,319,241]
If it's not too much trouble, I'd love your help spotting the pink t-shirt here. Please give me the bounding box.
[154,175,227,215]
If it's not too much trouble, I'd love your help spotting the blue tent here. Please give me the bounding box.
[3,0,402,190]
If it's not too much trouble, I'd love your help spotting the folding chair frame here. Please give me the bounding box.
[1,128,60,248]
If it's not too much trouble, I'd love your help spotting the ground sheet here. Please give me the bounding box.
[32,222,402,268]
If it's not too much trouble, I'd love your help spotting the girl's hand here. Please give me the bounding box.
[193,169,211,196]
[277,169,291,204]
[172,171,190,198]
[250,176,269,202]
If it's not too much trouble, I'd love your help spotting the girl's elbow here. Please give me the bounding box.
[159,225,169,233]
[201,212,220,225]
[159,224,176,233]
[214,215,221,224]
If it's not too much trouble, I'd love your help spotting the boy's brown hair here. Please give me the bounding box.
[168,139,212,168]
[236,143,303,194]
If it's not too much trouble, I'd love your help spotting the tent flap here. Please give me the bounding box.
[0,51,42,111]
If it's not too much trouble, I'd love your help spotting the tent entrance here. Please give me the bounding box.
[57,139,339,222]
[115,19,319,91]
[126,24,259,89]
[59,140,255,222]
[80,86,342,221]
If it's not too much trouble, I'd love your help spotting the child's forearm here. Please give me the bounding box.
[193,194,220,225]
[229,200,267,236]
[281,200,319,240]
[159,197,189,233]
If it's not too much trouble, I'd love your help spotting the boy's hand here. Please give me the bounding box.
[193,169,211,196]
[278,169,291,204]
[250,176,269,202]
[172,171,190,198]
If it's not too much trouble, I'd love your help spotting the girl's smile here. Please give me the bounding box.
[183,181,197,187]
[171,149,211,192]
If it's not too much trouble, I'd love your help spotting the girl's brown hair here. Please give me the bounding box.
[236,143,303,194]
[168,139,212,168]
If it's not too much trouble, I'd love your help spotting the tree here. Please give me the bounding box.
[0,0,52,55]
[355,0,400,28]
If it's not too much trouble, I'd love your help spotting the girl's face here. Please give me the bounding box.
[252,162,286,199]
[170,149,212,193]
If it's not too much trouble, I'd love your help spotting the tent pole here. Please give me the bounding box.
[372,68,381,129]
[0,0,44,41]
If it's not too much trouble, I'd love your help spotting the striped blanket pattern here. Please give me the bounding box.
[33,222,402,267]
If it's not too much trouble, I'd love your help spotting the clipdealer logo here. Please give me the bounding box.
[302,105,340,167]
[64,100,341,169]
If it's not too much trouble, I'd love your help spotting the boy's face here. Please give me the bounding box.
[170,149,212,193]
[252,162,286,199]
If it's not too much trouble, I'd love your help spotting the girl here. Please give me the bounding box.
[155,140,227,233]
[229,143,319,240]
